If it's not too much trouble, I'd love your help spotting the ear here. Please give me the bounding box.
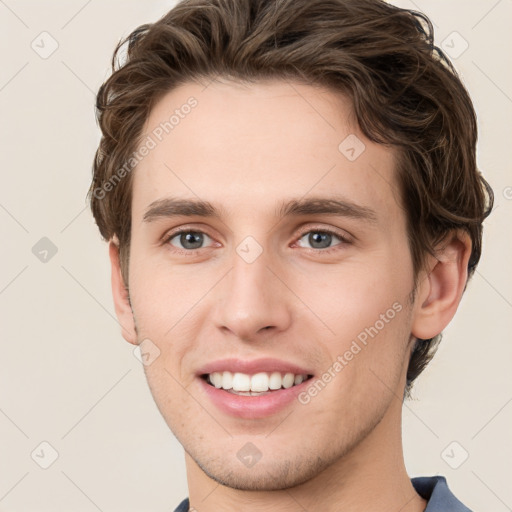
[411,231,472,340]
[109,239,138,345]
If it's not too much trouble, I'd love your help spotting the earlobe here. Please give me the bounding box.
[109,240,138,345]
[411,231,472,340]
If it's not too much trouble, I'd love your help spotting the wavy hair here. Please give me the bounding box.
[89,0,493,396]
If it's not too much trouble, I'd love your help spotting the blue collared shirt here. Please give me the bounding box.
[412,476,472,511]
[172,475,472,511]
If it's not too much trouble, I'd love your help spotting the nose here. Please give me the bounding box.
[213,247,292,343]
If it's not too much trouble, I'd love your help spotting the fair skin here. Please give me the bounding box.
[109,79,470,512]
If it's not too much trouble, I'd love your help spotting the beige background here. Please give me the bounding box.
[0,0,511,510]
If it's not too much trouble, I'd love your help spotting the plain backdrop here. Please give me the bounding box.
[0,1,511,511]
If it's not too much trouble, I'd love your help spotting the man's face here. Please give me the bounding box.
[125,79,417,490]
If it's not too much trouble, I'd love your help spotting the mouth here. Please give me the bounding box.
[201,371,314,396]
[196,358,315,418]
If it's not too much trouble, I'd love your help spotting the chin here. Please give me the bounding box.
[194,453,332,491]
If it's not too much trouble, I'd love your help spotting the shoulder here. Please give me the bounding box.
[412,475,473,512]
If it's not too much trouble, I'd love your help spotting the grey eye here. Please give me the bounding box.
[169,231,212,250]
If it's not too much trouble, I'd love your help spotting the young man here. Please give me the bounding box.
[89,0,493,510]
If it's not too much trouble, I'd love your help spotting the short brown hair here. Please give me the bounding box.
[88,0,493,396]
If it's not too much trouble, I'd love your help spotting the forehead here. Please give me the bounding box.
[132,79,401,226]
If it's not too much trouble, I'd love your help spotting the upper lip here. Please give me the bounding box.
[197,357,314,376]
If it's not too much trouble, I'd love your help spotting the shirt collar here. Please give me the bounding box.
[411,475,472,511]
[174,475,473,511]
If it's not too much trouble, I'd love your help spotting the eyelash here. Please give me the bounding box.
[163,226,352,256]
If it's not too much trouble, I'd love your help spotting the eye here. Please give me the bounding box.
[166,229,214,253]
[164,226,351,256]
[295,228,350,253]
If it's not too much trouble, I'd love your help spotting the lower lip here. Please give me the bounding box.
[198,377,312,419]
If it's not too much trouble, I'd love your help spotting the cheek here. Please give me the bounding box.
[128,252,205,334]
[291,257,411,343]
[127,255,219,394]
[302,309,411,442]
[142,361,200,436]
[291,253,413,401]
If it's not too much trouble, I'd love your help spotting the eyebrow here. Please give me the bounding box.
[143,196,378,224]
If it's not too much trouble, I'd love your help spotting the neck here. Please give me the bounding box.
[185,398,426,512]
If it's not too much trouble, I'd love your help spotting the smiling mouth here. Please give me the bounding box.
[201,371,314,395]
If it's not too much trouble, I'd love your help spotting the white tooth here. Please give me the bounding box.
[282,373,295,389]
[294,374,304,385]
[268,371,283,390]
[211,372,223,388]
[222,371,233,390]
[250,372,269,392]
[232,372,251,391]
